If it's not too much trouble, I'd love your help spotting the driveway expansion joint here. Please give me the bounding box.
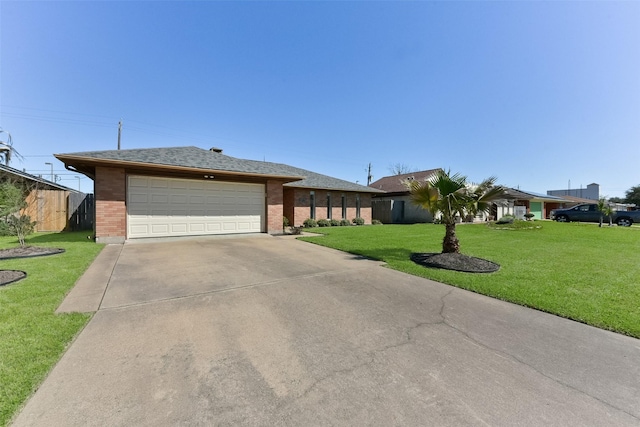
[98,265,380,311]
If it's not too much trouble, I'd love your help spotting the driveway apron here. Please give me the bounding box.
[12,236,640,426]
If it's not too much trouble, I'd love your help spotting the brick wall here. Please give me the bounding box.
[287,188,373,226]
[266,180,284,234]
[95,166,126,243]
[283,188,295,227]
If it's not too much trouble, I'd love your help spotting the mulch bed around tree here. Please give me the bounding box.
[0,246,65,286]
[411,252,500,273]
[0,246,65,260]
[0,270,27,286]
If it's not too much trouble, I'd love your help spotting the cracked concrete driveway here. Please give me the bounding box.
[13,235,640,426]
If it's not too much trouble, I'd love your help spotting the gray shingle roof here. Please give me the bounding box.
[0,164,79,193]
[504,188,568,202]
[56,146,382,193]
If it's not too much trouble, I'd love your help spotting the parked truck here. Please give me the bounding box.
[550,204,640,226]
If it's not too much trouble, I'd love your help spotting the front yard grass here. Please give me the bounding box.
[300,221,640,338]
[0,232,104,426]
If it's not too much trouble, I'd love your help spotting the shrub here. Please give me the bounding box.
[352,217,365,226]
[0,220,10,236]
[283,216,290,229]
[340,219,351,226]
[372,219,383,225]
[303,218,317,228]
[496,216,515,224]
[7,214,36,247]
[317,219,331,227]
[330,219,341,226]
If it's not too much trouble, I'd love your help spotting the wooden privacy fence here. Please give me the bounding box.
[24,190,94,232]
[68,193,94,231]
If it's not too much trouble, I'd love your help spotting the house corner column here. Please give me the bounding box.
[266,180,284,234]
[94,166,126,244]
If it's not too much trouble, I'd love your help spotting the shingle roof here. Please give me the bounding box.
[0,164,79,192]
[369,169,442,194]
[504,188,568,202]
[56,146,382,193]
[281,164,383,193]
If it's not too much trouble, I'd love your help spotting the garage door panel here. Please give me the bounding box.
[127,176,264,238]
[150,194,168,204]
[150,179,169,189]
[150,224,169,234]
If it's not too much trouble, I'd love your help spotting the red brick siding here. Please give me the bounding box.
[283,188,295,226]
[286,188,373,226]
[266,180,284,234]
[95,166,126,241]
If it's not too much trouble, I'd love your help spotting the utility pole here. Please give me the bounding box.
[366,163,372,186]
[45,162,53,182]
[117,120,122,150]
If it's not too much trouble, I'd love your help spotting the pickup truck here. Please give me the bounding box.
[550,204,639,226]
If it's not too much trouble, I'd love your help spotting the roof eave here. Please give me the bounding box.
[54,154,305,183]
[284,183,384,193]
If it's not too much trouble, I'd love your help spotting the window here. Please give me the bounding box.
[341,194,346,219]
[327,193,332,219]
[356,194,361,218]
[310,191,316,219]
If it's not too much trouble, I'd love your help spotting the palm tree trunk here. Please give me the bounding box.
[442,222,460,253]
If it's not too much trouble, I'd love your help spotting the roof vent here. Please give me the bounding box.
[210,147,223,153]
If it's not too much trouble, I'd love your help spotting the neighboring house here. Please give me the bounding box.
[547,183,599,201]
[369,169,442,224]
[494,189,568,220]
[55,146,382,243]
[0,164,89,232]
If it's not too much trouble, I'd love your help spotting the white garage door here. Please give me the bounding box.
[127,176,264,239]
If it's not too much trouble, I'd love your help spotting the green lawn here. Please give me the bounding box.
[300,221,640,338]
[0,232,104,427]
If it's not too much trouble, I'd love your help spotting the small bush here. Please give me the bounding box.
[0,220,10,236]
[317,219,331,227]
[372,219,383,225]
[340,219,351,226]
[330,219,341,226]
[352,217,365,226]
[7,214,36,246]
[283,216,290,229]
[303,218,317,228]
[496,216,515,224]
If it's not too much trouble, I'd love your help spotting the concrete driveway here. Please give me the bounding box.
[13,235,640,426]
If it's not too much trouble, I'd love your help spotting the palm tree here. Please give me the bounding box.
[408,170,506,254]
[597,197,615,227]
[596,197,612,228]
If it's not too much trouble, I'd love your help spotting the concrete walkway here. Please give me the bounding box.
[13,235,640,426]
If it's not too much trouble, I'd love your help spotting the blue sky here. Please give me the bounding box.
[1,1,638,197]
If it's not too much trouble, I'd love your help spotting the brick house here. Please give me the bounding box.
[493,188,568,220]
[369,169,442,224]
[55,146,382,243]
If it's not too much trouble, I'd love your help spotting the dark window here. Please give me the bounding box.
[356,194,361,218]
[310,191,316,219]
[341,194,346,219]
[327,194,332,219]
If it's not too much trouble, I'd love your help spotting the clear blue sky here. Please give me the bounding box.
[1,1,638,197]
